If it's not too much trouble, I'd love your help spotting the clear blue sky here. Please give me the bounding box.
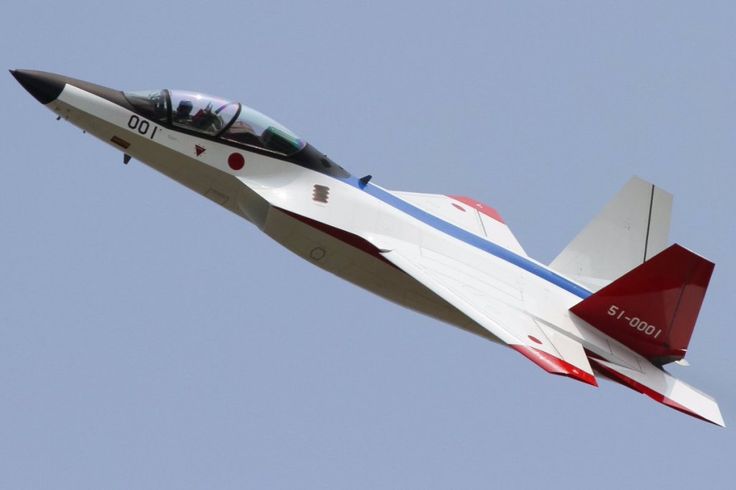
[2,1,734,488]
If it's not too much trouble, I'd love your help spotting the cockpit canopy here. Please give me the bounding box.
[123,89,306,156]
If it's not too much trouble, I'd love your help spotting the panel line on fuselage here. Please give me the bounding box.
[337,175,592,299]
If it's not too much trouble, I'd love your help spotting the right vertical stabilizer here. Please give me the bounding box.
[571,244,714,364]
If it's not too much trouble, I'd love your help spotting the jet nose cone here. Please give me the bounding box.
[10,69,66,105]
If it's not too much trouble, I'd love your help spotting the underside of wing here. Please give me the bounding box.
[378,239,597,386]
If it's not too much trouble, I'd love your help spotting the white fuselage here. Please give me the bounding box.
[48,84,649,370]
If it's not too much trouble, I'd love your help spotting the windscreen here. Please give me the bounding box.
[123,89,169,122]
[124,89,307,156]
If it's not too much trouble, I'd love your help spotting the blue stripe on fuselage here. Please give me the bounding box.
[341,176,592,299]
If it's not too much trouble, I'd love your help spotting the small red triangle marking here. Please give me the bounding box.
[195,145,206,156]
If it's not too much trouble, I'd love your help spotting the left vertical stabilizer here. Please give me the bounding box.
[550,177,672,291]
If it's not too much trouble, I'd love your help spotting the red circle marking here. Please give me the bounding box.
[228,152,245,170]
[528,335,542,345]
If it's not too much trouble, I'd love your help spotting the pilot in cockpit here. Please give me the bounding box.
[191,102,221,132]
[174,99,193,122]
[173,99,222,133]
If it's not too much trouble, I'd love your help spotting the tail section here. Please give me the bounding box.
[550,177,672,291]
[571,244,714,364]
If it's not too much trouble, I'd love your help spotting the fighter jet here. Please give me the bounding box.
[11,69,724,426]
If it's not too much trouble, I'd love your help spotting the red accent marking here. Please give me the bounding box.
[528,335,542,345]
[570,244,714,363]
[277,208,398,269]
[589,358,719,426]
[511,345,597,386]
[228,152,245,170]
[195,144,206,156]
[451,203,466,212]
[449,195,504,223]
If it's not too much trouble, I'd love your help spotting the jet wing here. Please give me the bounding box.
[389,191,527,256]
[374,238,597,386]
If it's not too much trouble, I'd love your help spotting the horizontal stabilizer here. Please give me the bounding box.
[550,177,672,291]
[590,357,724,427]
[570,244,714,364]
